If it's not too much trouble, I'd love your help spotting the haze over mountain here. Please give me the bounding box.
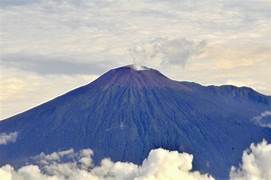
[0,65,270,179]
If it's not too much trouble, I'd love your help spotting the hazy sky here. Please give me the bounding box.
[1,0,271,119]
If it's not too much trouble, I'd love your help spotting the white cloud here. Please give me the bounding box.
[230,139,271,180]
[1,140,271,179]
[252,110,271,128]
[0,148,214,180]
[129,38,206,67]
[0,132,18,145]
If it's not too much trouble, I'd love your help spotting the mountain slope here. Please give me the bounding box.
[0,65,271,179]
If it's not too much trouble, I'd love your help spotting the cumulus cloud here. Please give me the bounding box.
[1,140,271,179]
[252,110,271,128]
[0,132,18,145]
[230,139,271,180]
[0,148,214,180]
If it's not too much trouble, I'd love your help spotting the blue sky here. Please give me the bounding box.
[0,0,271,119]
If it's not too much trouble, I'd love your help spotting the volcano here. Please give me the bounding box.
[0,65,271,179]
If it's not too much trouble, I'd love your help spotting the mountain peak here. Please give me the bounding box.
[92,65,177,89]
[113,64,154,72]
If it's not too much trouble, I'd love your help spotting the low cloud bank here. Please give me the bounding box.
[0,148,213,180]
[230,139,271,180]
[0,140,270,180]
[0,132,17,145]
